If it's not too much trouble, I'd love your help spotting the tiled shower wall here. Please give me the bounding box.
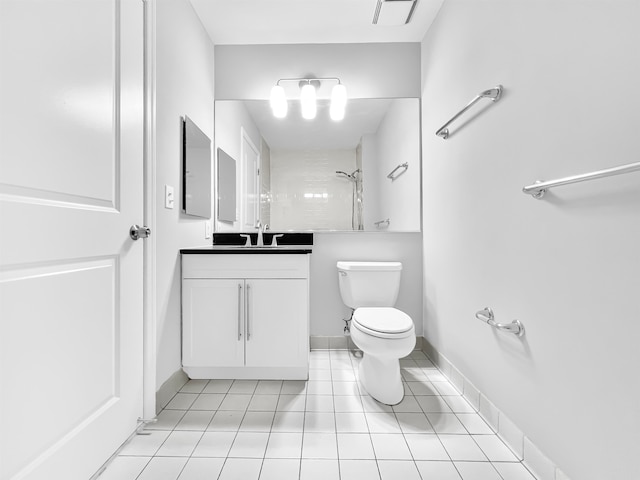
[269,149,358,231]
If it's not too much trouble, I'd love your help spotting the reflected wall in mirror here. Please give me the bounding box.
[214,98,421,232]
[217,148,236,222]
[182,115,212,218]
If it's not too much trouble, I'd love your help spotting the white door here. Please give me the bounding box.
[241,129,260,230]
[182,279,245,368]
[245,279,308,368]
[0,1,144,479]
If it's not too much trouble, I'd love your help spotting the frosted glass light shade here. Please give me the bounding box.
[330,103,345,121]
[270,85,287,118]
[330,83,347,121]
[331,84,347,107]
[300,83,317,119]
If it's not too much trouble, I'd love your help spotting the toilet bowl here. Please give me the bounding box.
[337,261,416,405]
[351,307,415,405]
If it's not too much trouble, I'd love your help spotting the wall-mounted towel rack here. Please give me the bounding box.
[522,161,640,199]
[436,85,503,139]
[475,307,524,336]
[374,218,390,229]
[387,162,409,180]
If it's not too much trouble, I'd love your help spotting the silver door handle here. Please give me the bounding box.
[246,283,251,340]
[130,225,151,240]
[237,284,243,340]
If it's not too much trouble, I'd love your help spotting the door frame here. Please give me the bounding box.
[142,0,157,421]
[240,127,260,230]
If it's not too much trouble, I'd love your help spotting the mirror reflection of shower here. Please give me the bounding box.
[336,169,364,230]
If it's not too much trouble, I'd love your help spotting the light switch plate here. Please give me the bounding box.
[165,185,174,209]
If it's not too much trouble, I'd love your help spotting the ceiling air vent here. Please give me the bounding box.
[372,0,418,25]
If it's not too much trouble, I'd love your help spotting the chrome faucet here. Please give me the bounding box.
[255,220,264,246]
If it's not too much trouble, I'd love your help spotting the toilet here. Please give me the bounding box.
[337,261,415,405]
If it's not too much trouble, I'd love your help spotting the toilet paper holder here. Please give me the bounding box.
[475,307,524,337]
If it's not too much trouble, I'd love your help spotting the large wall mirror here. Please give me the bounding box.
[214,98,421,232]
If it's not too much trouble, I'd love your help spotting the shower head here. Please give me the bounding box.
[336,169,361,180]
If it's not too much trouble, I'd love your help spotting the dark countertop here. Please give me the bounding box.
[212,232,313,247]
[181,231,314,254]
[180,245,312,254]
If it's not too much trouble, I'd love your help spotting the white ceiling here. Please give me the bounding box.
[241,98,394,150]
[189,0,444,45]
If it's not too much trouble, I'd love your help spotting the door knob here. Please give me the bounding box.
[130,225,151,241]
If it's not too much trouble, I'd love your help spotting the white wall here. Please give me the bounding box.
[260,139,271,227]
[214,42,424,339]
[361,134,381,227]
[213,101,261,231]
[155,0,214,388]
[270,149,357,230]
[311,232,423,337]
[420,1,640,479]
[215,43,421,100]
[374,98,421,231]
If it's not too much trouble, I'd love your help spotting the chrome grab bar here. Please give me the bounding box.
[436,85,503,139]
[475,307,524,336]
[374,218,390,229]
[522,161,640,199]
[387,162,409,180]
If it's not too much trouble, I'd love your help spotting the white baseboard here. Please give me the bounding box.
[155,368,189,414]
[183,365,308,380]
[310,335,423,351]
[421,338,569,480]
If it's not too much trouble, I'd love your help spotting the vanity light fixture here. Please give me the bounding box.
[330,83,347,121]
[300,80,317,120]
[372,0,418,25]
[269,77,347,121]
[269,84,287,118]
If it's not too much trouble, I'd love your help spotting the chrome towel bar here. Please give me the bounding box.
[436,85,503,139]
[387,162,409,180]
[522,161,640,199]
[475,307,524,336]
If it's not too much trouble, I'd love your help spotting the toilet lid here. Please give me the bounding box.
[353,307,413,335]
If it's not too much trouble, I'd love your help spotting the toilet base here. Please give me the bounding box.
[358,353,405,406]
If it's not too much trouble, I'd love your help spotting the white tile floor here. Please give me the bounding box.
[99,350,537,480]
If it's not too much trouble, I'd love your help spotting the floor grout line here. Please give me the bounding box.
[105,350,532,480]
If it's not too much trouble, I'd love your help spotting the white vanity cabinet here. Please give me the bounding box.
[181,253,310,379]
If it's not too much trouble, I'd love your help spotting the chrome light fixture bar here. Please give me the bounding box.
[269,77,347,121]
[373,0,418,25]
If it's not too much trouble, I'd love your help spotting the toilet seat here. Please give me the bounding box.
[353,307,414,339]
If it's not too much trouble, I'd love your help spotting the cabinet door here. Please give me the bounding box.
[245,279,308,368]
[183,279,244,367]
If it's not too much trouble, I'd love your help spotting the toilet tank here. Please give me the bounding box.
[337,261,402,309]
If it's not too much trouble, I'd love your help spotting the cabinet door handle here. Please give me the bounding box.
[237,283,243,341]
[246,283,251,340]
